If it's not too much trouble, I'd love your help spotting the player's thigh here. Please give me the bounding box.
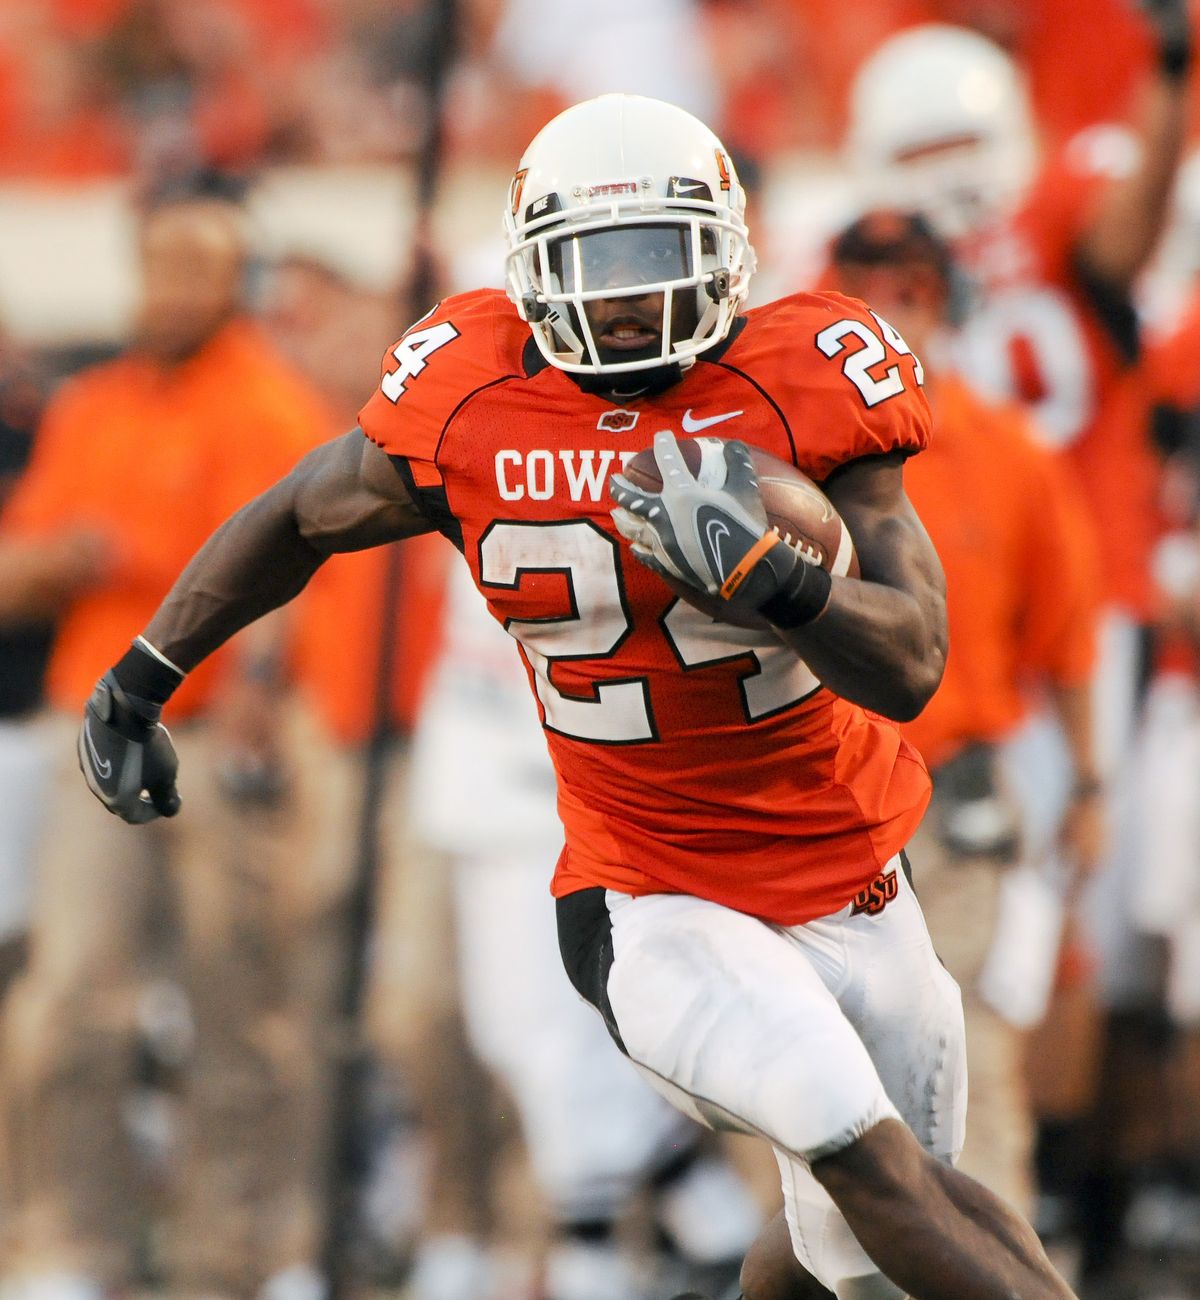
[559,887,900,1160]
[772,868,965,1293]
[793,865,967,1161]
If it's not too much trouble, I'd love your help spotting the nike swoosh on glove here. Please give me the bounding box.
[79,670,181,824]
[609,431,804,617]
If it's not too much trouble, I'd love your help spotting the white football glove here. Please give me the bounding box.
[609,432,829,624]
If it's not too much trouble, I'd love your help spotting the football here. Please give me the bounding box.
[619,437,860,629]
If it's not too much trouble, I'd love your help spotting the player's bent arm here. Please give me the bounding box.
[777,454,947,722]
[144,429,431,671]
[80,430,433,824]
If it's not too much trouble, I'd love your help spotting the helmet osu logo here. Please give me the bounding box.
[510,168,529,218]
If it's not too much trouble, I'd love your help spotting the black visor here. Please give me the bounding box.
[550,223,697,293]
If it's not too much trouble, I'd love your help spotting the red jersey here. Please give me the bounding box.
[955,128,1159,617]
[358,288,932,925]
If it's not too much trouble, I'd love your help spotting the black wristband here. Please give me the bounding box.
[759,561,833,630]
[1153,2,1193,79]
[1161,33,1192,79]
[111,638,185,707]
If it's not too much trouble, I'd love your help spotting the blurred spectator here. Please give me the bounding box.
[400,557,764,1300]
[0,195,335,1300]
[0,333,53,1265]
[0,2,128,180]
[1094,300,1200,1276]
[844,10,1189,1290]
[827,208,1104,1217]
[255,244,458,1289]
[446,0,717,168]
[260,251,399,416]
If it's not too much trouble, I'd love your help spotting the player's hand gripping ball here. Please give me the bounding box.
[609,431,858,630]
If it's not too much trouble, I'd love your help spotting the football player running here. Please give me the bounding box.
[77,95,1077,1300]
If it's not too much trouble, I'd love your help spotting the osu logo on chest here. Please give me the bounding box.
[850,869,899,917]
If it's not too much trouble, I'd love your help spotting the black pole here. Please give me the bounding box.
[322,3,458,1293]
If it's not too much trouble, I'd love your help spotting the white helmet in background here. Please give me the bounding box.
[846,24,1037,241]
[503,94,756,376]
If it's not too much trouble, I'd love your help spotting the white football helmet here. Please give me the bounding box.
[503,94,756,376]
[846,24,1037,241]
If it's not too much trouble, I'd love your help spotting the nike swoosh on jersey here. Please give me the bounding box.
[681,408,744,433]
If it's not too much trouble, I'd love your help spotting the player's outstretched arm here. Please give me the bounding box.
[776,451,947,721]
[80,430,431,823]
[1076,0,1191,292]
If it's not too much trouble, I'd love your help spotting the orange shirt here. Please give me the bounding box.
[901,373,1100,769]
[292,531,452,745]
[955,132,1160,617]
[358,288,931,926]
[1,319,331,716]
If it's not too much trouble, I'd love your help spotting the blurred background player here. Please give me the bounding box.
[846,9,1186,771]
[402,555,764,1300]
[1090,277,1200,1286]
[0,192,337,1300]
[0,330,53,1263]
[844,9,1191,1287]
[825,208,1104,1218]
[256,244,465,1296]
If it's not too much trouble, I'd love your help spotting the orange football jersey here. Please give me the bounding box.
[358,288,932,925]
[901,373,1100,770]
[955,130,1159,617]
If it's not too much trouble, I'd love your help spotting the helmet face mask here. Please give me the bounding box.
[503,95,755,377]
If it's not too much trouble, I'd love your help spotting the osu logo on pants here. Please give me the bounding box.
[850,869,898,917]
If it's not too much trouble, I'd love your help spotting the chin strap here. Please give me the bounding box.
[573,362,685,401]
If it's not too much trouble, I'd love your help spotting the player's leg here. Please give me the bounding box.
[777,866,1072,1300]
[559,876,1076,1299]
[739,1210,834,1298]
[805,1118,1071,1299]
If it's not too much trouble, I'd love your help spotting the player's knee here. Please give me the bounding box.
[811,1117,928,1208]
